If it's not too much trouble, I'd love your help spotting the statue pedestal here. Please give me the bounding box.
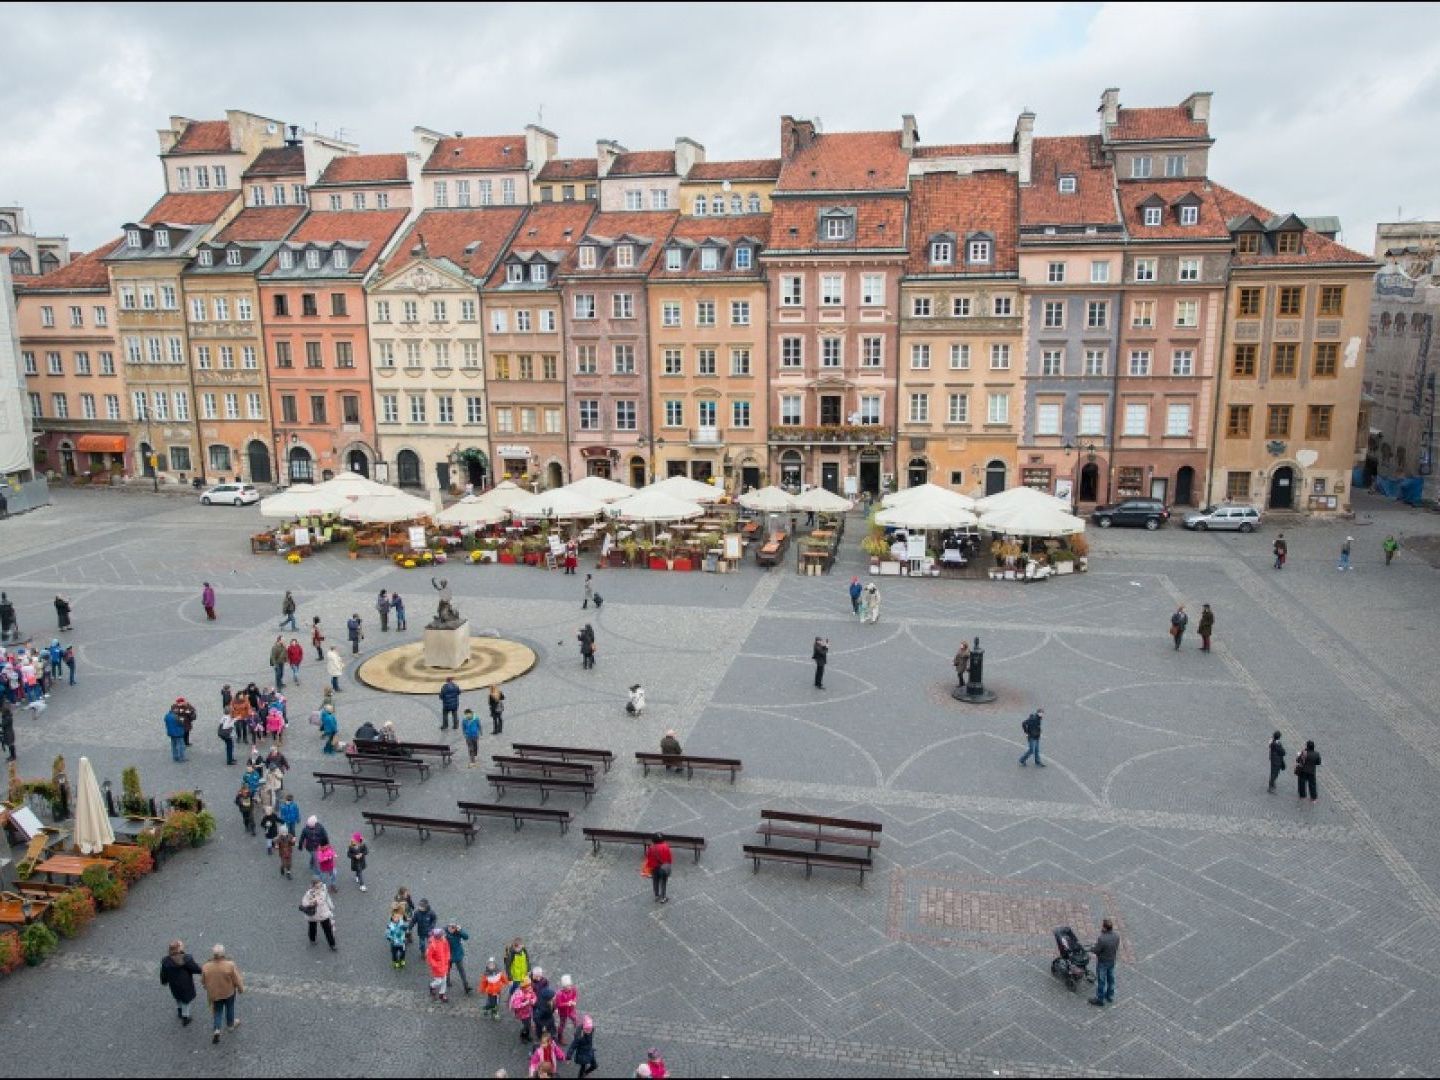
[422,621,471,670]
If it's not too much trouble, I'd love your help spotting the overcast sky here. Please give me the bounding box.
[5,2,1439,256]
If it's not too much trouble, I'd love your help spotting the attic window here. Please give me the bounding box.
[1179,205,1199,227]
[225,248,242,266]
[967,238,992,264]
[665,248,683,271]
[578,245,597,270]
[1276,231,1301,255]
[463,241,481,255]
[197,250,214,267]
[700,247,719,271]
[126,228,143,248]
[1236,232,1261,254]
[1058,175,1077,194]
[822,211,854,241]
[615,244,635,268]
[333,248,349,270]
[153,229,170,250]
[279,249,295,269]
[305,248,322,269]
[930,240,953,265]
[735,246,752,270]
[1143,207,1162,227]
[530,264,548,283]
[507,264,524,283]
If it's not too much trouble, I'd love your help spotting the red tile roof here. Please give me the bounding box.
[485,202,596,286]
[1116,180,1231,240]
[266,209,409,275]
[215,206,307,243]
[608,150,677,177]
[242,146,305,179]
[16,242,120,290]
[1110,106,1208,142]
[913,142,1014,159]
[562,210,678,275]
[769,194,907,250]
[1211,185,1373,266]
[536,158,598,183]
[315,154,409,185]
[423,135,528,174]
[776,130,909,192]
[169,120,233,154]
[379,206,528,279]
[650,214,771,279]
[906,172,1018,274]
[1020,136,1119,228]
[685,159,782,181]
[141,190,239,227]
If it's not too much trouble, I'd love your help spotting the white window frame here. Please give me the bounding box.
[1166,403,1192,436]
[1179,205,1199,226]
[1079,402,1104,435]
[949,343,970,370]
[1171,349,1194,376]
[1036,401,1062,436]
[910,344,931,370]
[1175,299,1199,328]
[820,274,843,306]
[1178,258,1201,282]
[1131,156,1153,179]
[1123,403,1148,436]
[781,276,803,307]
[1128,349,1151,376]
[931,240,953,265]
[986,392,1009,425]
[1134,259,1156,282]
[1143,206,1162,227]
[947,393,969,424]
[1058,175,1077,194]
[1047,262,1066,284]
[1090,261,1110,284]
[1043,300,1065,329]
[661,302,681,328]
[861,274,885,306]
[968,239,992,264]
[908,393,929,424]
[1041,349,1062,377]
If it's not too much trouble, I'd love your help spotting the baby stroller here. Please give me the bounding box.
[1050,926,1094,992]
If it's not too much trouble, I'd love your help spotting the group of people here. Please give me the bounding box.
[846,577,881,623]
[1271,532,1403,572]
[0,593,79,762]
[1167,604,1215,651]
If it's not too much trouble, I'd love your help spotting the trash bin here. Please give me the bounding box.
[704,553,719,573]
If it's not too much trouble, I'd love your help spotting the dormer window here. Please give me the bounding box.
[1143,207,1162,227]
[333,248,349,270]
[279,249,295,269]
[1058,175,1077,194]
[578,245,597,270]
[694,198,707,217]
[735,246,752,270]
[225,248,242,267]
[1179,205,1199,227]
[197,250,214,267]
[154,229,170,250]
[700,247,719,271]
[967,237,992,264]
[823,214,852,241]
[507,263,524,283]
[930,240,953,265]
[305,248,321,269]
[615,244,635,269]
[1276,231,1301,255]
[1236,233,1261,254]
[665,248,683,271]
[530,264,548,283]
[126,228,143,248]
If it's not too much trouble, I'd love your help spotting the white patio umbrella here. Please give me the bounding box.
[436,497,509,528]
[561,475,637,503]
[315,470,395,501]
[978,501,1086,537]
[258,483,345,519]
[73,756,114,855]
[507,487,606,520]
[611,488,705,524]
[793,487,854,513]
[875,499,979,531]
[973,486,1072,513]
[738,485,796,513]
[644,474,726,504]
[338,490,435,523]
[881,482,977,511]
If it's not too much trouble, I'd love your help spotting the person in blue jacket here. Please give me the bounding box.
[165,706,188,762]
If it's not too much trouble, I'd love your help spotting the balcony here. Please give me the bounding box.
[768,424,893,446]
[688,427,723,448]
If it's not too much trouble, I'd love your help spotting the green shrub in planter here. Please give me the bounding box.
[162,808,217,849]
[120,766,149,816]
[110,846,155,885]
[79,866,127,911]
[21,922,59,966]
[45,887,97,939]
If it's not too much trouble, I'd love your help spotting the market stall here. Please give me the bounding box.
[975,500,1088,580]
[604,489,707,569]
[872,493,980,576]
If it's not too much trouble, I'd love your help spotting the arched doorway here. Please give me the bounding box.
[59,441,76,477]
[346,449,369,477]
[1174,465,1195,507]
[287,446,314,483]
[779,450,803,490]
[628,455,646,489]
[139,441,155,478]
[1079,462,1100,503]
[247,440,272,484]
[1268,466,1295,510]
[984,459,1007,496]
[462,450,488,489]
[907,457,928,488]
[546,461,564,489]
[396,449,422,488]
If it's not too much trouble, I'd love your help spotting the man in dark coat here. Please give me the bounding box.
[439,677,461,731]
[1,703,15,761]
[1267,731,1286,792]
[1088,919,1120,1007]
[1197,604,1214,652]
[812,637,829,689]
[160,940,203,1025]
[0,592,17,643]
[347,614,363,655]
[1169,606,1188,650]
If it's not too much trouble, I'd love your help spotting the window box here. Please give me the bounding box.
[671,556,694,572]
[648,555,669,571]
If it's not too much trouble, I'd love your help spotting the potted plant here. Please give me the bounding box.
[1052,550,1075,575]
[614,538,636,568]
[120,766,149,817]
[110,846,155,885]
[20,922,58,967]
[1069,533,1090,571]
[347,537,361,560]
[80,866,127,911]
[45,886,97,939]
[498,543,518,565]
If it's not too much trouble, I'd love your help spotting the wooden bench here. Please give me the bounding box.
[486,773,595,806]
[742,844,872,884]
[0,893,51,925]
[14,880,73,899]
[755,531,787,568]
[756,810,882,851]
[391,740,455,767]
[492,755,596,781]
[360,811,476,846]
[511,743,614,773]
[457,801,572,834]
[582,827,706,862]
[313,771,400,802]
[346,748,431,781]
[635,752,743,783]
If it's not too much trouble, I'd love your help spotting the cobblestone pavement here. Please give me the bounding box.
[4,489,1440,1077]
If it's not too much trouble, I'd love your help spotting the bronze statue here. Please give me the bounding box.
[428,577,462,629]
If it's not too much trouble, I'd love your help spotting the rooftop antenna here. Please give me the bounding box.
[537,103,545,126]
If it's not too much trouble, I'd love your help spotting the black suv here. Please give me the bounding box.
[1091,498,1170,530]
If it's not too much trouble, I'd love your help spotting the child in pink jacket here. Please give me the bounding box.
[527,1031,565,1076]
[554,974,579,1041]
[510,977,536,1042]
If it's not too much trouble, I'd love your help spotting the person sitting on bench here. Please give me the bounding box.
[354,721,380,743]
[659,730,683,773]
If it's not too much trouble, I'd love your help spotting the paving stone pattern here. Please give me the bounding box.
[2,490,1439,1077]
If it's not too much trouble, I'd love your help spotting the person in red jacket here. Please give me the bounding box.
[644,834,673,904]
[285,639,304,684]
[425,927,451,1002]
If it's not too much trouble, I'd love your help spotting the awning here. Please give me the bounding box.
[76,435,127,453]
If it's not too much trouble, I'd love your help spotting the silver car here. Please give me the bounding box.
[1183,505,1262,532]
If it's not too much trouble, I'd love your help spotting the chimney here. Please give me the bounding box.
[525,124,558,175]
[900,114,920,153]
[779,116,817,161]
[1013,109,1036,185]
[674,137,706,178]
[1099,88,1121,132]
[157,116,191,155]
[1182,91,1213,127]
[413,126,443,166]
[596,139,626,179]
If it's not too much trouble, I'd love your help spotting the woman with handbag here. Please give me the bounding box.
[301,878,336,950]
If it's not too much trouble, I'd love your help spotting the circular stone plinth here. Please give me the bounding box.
[356,638,537,694]
[951,685,999,705]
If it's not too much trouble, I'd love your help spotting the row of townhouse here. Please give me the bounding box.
[13,89,1377,514]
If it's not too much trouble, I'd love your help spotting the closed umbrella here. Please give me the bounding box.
[339,490,435,523]
[793,487,853,513]
[507,488,606,520]
[738,485,795,513]
[645,475,725,504]
[611,488,705,524]
[73,757,113,856]
[881,482,976,510]
[562,475,636,503]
